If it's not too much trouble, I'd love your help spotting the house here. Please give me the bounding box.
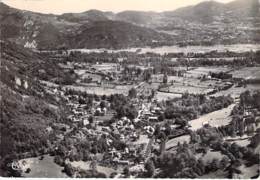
[95,107,107,116]
[148,116,158,122]
[83,119,89,126]
[117,160,131,166]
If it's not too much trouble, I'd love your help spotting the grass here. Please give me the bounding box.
[20,155,68,178]
[225,135,251,147]
[155,91,182,101]
[63,85,134,96]
[188,104,235,131]
[212,84,260,99]
[70,161,116,177]
[237,164,259,179]
[231,67,260,80]
[187,67,231,78]
[199,170,227,179]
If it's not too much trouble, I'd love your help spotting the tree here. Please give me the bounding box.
[89,160,97,173]
[158,113,165,122]
[249,131,260,148]
[116,105,138,120]
[230,143,242,159]
[25,168,31,174]
[78,97,86,104]
[163,74,168,84]
[87,98,93,108]
[145,160,155,177]
[101,95,107,100]
[219,156,229,170]
[100,101,106,109]
[123,167,130,177]
[128,88,137,99]
[154,124,161,137]
[238,121,245,137]
[144,71,152,82]
[88,116,94,124]
[64,164,75,177]
[54,155,64,166]
[165,123,172,136]
[197,158,205,174]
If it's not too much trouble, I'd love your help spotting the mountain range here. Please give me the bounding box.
[0,0,259,49]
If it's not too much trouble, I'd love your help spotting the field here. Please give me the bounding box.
[162,84,215,95]
[75,70,102,82]
[92,63,118,72]
[155,91,182,101]
[159,68,231,95]
[200,170,227,179]
[64,84,134,96]
[230,67,260,80]
[70,161,116,177]
[188,104,236,131]
[20,155,68,178]
[237,164,259,179]
[186,67,231,78]
[212,84,260,99]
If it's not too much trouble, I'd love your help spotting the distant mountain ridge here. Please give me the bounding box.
[0,2,173,49]
[56,0,259,25]
[0,0,259,49]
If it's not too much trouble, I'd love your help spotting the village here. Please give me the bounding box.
[21,49,259,178]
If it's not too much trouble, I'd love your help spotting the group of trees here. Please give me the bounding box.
[108,94,138,120]
[248,128,260,149]
[152,142,207,178]
[218,114,257,138]
[192,124,259,168]
[0,86,67,177]
[163,94,233,122]
[161,124,259,178]
[223,90,260,137]
[240,90,260,109]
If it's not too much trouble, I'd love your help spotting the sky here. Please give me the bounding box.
[2,0,235,14]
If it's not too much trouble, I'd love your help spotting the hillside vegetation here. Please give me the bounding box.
[0,41,72,176]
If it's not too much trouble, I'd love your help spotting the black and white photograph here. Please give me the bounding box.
[0,0,260,178]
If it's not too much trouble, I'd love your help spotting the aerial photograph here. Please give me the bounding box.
[0,0,259,178]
